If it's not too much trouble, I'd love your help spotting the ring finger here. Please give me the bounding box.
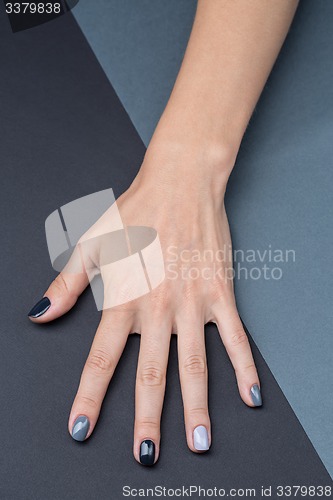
[177,314,211,453]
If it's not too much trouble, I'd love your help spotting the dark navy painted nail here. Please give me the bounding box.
[71,416,90,442]
[28,297,51,318]
[250,384,262,407]
[139,440,155,466]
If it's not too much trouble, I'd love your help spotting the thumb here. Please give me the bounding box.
[28,270,89,323]
[28,236,100,322]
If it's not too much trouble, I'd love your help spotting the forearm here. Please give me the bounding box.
[145,0,299,179]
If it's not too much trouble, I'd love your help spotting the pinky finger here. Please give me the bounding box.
[212,304,262,408]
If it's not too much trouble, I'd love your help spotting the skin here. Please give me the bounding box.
[30,0,299,464]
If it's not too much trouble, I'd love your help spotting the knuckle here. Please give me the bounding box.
[136,418,160,431]
[79,395,99,410]
[53,273,70,296]
[238,362,256,375]
[150,298,170,320]
[86,348,113,375]
[187,406,209,417]
[209,280,232,304]
[229,329,248,347]
[138,363,165,387]
[243,362,255,371]
[183,354,207,376]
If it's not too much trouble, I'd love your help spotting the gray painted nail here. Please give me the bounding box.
[193,425,209,451]
[250,384,262,407]
[71,416,90,441]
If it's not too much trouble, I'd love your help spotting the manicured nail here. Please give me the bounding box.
[250,384,262,407]
[28,297,51,318]
[71,416,90,441]
[139,439,155,466]
[193,425,209,451]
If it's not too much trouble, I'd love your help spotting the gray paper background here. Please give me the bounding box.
[72,0,333,477]
[0,2,332,498]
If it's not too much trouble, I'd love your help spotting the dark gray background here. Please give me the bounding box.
[0,3,332,499]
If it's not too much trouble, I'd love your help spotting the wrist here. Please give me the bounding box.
[135,134,237,200]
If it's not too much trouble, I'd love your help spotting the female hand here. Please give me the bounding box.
[28,144,262,466]
[28,0,298,465]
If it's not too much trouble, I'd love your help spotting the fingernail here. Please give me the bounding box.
[250,384,262,407]
[28,297,51,318]
[71,416,90,441]
[139,439,155,466]
[193,425,209,451]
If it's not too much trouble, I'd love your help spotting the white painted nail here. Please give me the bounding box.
[193,425,209,451]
